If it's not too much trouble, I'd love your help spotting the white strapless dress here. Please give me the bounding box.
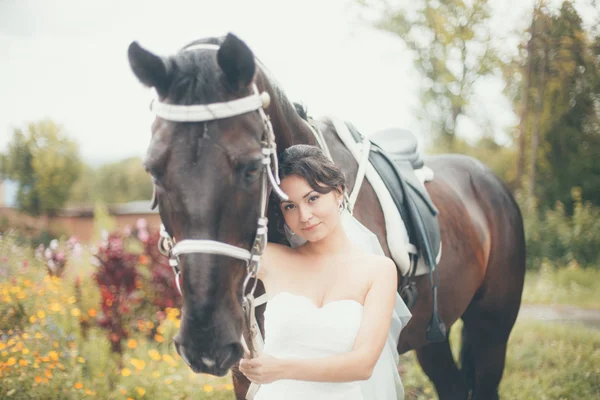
[254,291,405,400]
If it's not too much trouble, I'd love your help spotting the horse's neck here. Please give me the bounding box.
[256,72,317,150]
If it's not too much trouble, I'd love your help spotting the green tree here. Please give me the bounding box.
[68,163,96,205]
[509,1,600,210]
[94,157,152,204]
[360,0,505,146]
[1,120,82,216]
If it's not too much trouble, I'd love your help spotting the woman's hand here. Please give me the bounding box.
[239,353,282,384]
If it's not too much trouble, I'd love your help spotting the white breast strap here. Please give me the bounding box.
[348,138,371,213]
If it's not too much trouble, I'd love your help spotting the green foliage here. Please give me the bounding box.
[361,0,505,143]
[507,1,600,209]
[1,120,82,216]
[68,157,153,205]
[518,187,600,269]
[523,265,600,309]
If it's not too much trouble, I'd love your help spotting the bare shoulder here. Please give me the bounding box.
[261,242,296,275]
[265,242,295,259]
[359,253,397,280]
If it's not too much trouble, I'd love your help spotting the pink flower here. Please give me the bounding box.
[137,230,149,243]
[123,225,132,237]
[136,218,147,230]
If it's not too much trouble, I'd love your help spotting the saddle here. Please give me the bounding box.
[347,123,441,275]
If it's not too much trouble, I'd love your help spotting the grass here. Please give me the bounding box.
[399,319,600,400]
[522,263,600,309]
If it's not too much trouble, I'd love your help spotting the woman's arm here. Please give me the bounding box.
[240,256,397,384]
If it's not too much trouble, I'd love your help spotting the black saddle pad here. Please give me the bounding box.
[346,122,441,274]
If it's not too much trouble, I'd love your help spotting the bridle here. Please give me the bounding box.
[148,43,288,356]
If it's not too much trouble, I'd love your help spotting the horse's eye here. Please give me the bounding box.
[240,160,262,184]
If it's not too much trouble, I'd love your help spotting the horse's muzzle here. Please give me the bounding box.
[174,334,243,376]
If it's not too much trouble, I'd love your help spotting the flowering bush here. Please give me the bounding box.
[141,231,181,311]
[0,232,234,400]
[35,236,82,277]
[94,232,143,356]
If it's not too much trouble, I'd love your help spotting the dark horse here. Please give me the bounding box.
[128,33,526,400]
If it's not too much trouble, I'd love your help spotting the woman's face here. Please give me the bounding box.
[279,174,342,243]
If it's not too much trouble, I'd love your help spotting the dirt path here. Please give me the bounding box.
[518,304,600,330]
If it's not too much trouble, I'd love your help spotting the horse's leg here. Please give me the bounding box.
[415,333,468,400]
[459,266,524,399]
[458,167,526,400]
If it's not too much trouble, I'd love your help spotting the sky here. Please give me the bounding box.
[0,0,597,167]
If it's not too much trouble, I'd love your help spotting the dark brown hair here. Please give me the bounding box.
[278,144,346,197]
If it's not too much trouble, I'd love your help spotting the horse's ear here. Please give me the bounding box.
[128,41,171,97]
[217,33,256,92]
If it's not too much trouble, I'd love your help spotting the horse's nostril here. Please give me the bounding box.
[218,343,243,371]
[173,338,193,368]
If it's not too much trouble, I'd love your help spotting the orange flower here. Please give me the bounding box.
[48,351,59,361]
[121,368,131,377]
[88,308,97,317]
[162,354,177,366]
[136,387,146,396]
[203,384,213,393]
[74,382,83,389]
[6,357,16,366]
[127,339,137,349]
[130,358,146,370]
[19,359,28,366]
[148,349,161,361]
[154,334,164,343]
[138,255,149,265]
[35,376,42,383]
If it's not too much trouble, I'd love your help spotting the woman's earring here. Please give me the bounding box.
[284,223,295,237]
[338,201,344,214]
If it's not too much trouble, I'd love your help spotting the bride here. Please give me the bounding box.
[239,144,411,399]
